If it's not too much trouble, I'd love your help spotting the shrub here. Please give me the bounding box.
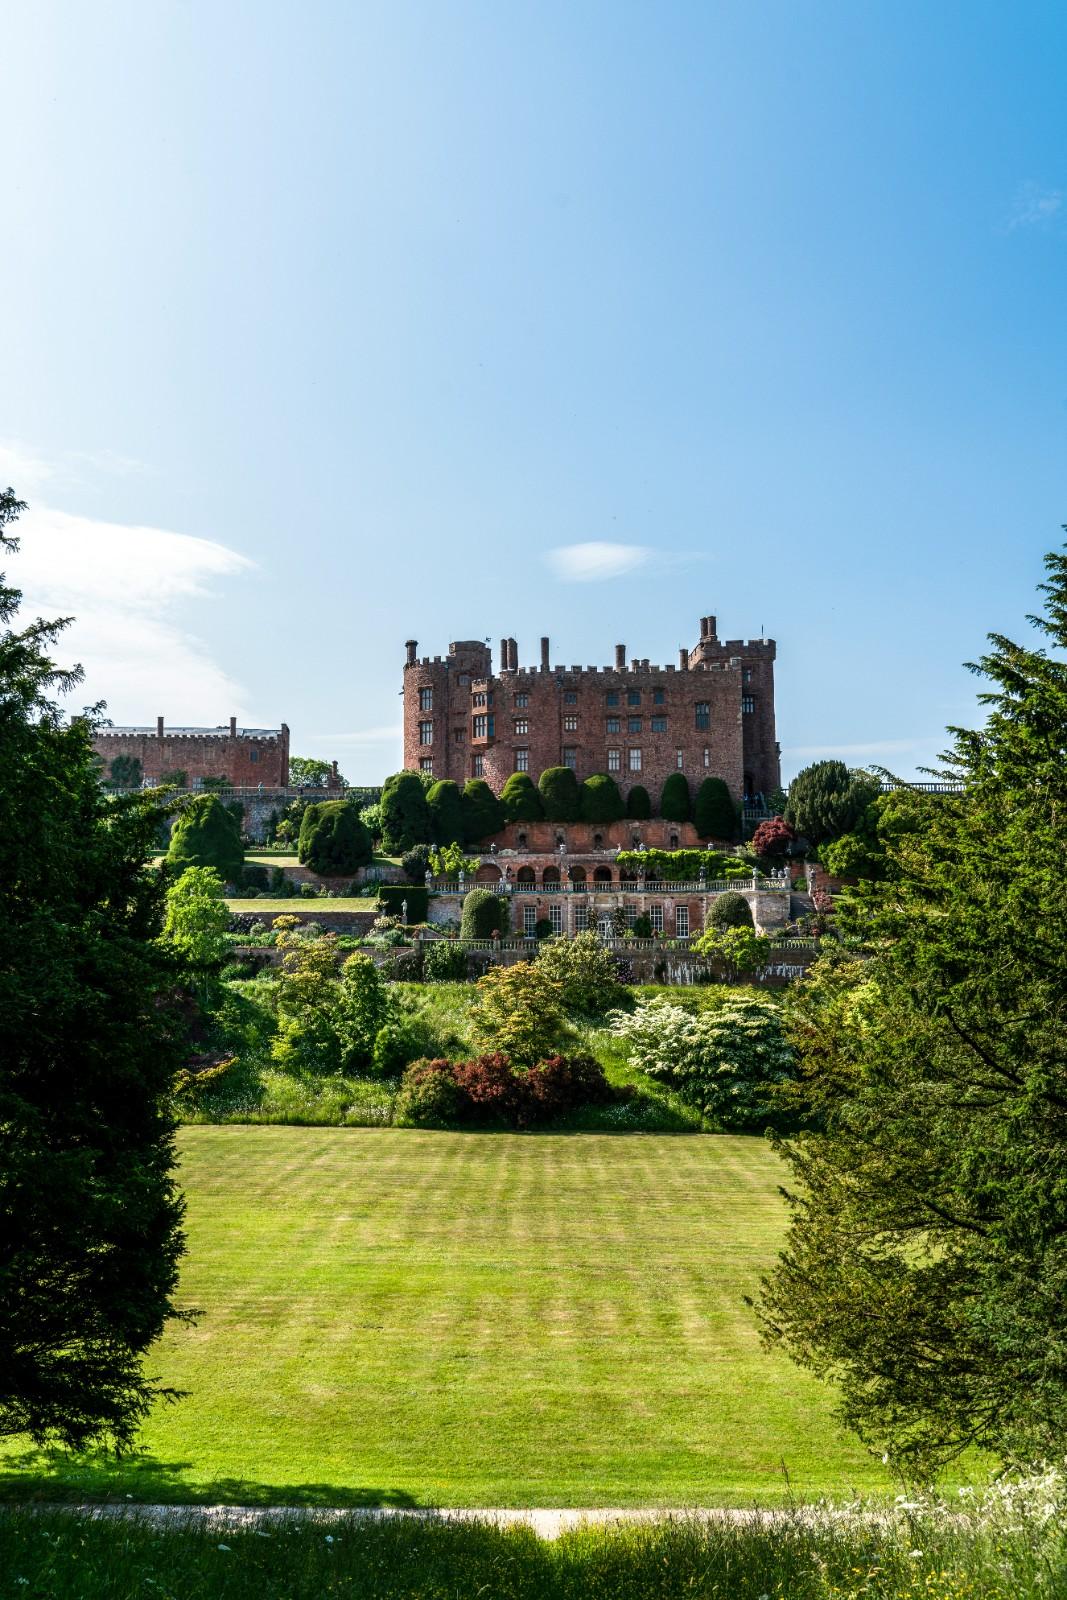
[468,961,573,1065]
[393,1059,463,1128]
[377,884,428,923]
[579,773,624,824]
[784,760,881,845]
[659,772,691,823]
[500,771,544,823]
[535,929,626,1013]
[693,923,770,982]
[625,784,651,819]
[537,766,581,822]
[694,777,736,840]
[401,843,432,883]
[240,862,270,891]
[706,890,754,930]
[631,913,653,938]
[534,917,553,940]
[525,1053,615,1121]
[336,952,392,1072]
[380,771,432,854]
[167,793,243,883]
[461,778,504,843]
[751,815,796,859]
[426,779,465,846]
[298,800,373,875]
[460,887,507,940]
[422,940,470,982]
[451,1052,529,1125]
[371,1018,425,1077]
[615,847,745,882]
[162,866,230,980]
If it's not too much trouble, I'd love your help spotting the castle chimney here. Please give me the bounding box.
[508,638,518,670]
[615,643,626,670]
[702,615,717,640]
[540,636,550,671]
[499,638,508,672]
[229,716,237,738]
[405,639,417,665]
[679,646,688,670]
[156,716,164,738]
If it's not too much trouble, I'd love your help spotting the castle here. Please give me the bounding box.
[402,616,779,804]
[92,717,291,789]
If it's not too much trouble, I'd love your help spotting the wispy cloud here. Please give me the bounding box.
[2,439,254,724]
[546,542,652,582]
[314,725,403,746]
[782,737,943,761]
[1006,180,1063,230]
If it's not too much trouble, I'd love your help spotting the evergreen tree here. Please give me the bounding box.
[706,890,754,929]
[0,489,187,1449]
[166,792,243,884]
[784,760,880,844]
[693,777,736,840]
[461,778,504,843]
[426,778,465,845]
[500,771,545,823]
[297,799,372,874]
[625,783,651,819]
[659,772,691,823]
[379,770,432,854]
[538,765,581,822]
[579,772,624,824]
[759,546,1067,1472]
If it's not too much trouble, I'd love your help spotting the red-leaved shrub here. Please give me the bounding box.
[395,1051,617,1128]
[751,815,796,858]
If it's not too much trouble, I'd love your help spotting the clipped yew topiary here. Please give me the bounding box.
[297,800,373,875]
[500,771,544,823]
[426,779,465,846]
[580,772,624,824]
[461,887,508,939]
[706,890,754,930]
[625,784,651,820]
[694,777,736,840]
[377,884,428,923]
[461,778,504,843]
[660,772,691,823]
[167,793,243,884]
[538,766,581,822]
[380,771,432,854]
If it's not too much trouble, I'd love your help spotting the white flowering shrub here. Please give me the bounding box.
[611,993,794,1128]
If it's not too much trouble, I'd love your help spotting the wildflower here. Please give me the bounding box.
[324,1534,335,1543]
[909,1549,923,1558]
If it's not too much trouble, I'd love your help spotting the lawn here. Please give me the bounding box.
[224,897,379,913]
[2,1128,892,1508]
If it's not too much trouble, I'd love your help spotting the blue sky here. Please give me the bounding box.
[2,1,1064,783]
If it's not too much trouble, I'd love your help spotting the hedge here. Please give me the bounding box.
[500,772,545,822]
[694,777,737,840]
[579,773,624,824]
[625,784,651,819]
[659,772,691,823]
[377,884,428,923]
[461,779,504,843]
[426,779,465,846]
[380,771,432,853]
[460,887,508,939]
[538,766,581,822]
[298,800,373,874]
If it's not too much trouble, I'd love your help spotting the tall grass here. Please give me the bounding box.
[4,1473,1065,1598]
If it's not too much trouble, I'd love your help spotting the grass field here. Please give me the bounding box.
[2,1128,893,1508]
[224,898,380,913]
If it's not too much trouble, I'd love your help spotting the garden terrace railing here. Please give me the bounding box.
[428,875,790,896]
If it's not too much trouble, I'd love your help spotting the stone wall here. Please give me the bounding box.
[94,718,290,788]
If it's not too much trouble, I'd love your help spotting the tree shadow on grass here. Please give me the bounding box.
[0,1447,418,1508]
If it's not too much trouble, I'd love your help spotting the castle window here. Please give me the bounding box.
[420,757,434,773]
[627,690,641,706]
[649,903,664,933]
[695,701,710,729]
[473,754,484,777]
[517,832,527,847]
[676,749,684,769]
[515,692,529,708]
[550,904,563,934]
[563,714,578,732]
[627,717,641,734]
[473,714,487,738]
[675,905,690,938]
[473,691,486,707]
[607,748,621,772]
[703,747,710,767]
[653,688,665,705]
[563,746,577,770]
[249,747,259,763]
[515,718,529,735]
[606,717,620,734]
[458,675,470,687]
[564,690,577,704]
[454,727,465,743]
[651,715,667,733]
[743,668,752,684]
[742,694,756,714]
[575,903,589,931]
[419,721,433,745]
[606,691,619,707]
[419,686,434,711]
[516,748,529,772]
[628,748,643,772]
[523,903,537,936]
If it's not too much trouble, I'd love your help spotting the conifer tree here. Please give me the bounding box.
[500,771,545,823]
[625,783,651,819]
[693,777,735,840]
[460,778,504,843]
[538,765,581,822]
[659,772,691,823]
[379,770,432,853]
[425,778,465,845]
[167,793,243,883]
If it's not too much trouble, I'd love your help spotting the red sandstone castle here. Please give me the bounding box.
[402,616,780,804]
[92,717,291,788]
